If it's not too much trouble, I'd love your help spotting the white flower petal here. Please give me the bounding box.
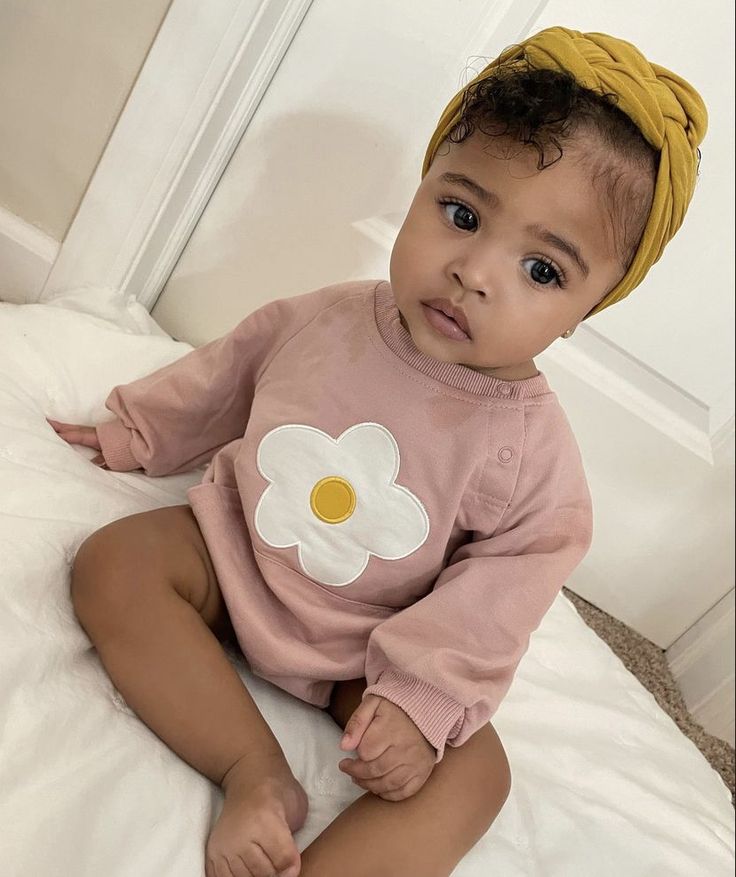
[257,424,334,486]
[338,422,400,484]
[298,531,370,586]
[254,482,304,548]
[254,421,430,587]
[347,481,429,560]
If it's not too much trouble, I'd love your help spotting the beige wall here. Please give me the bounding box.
[0,0,171,242]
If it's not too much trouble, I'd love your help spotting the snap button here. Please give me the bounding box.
[499,385,512,396]
[498,447,514,463]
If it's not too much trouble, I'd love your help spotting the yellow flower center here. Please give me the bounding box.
[310,475,356,524]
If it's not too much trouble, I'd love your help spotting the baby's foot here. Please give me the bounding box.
[205,751,308,877]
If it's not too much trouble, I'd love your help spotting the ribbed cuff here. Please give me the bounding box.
[95,419,140,472]
[363,669,465,763]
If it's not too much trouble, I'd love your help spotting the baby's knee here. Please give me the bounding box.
[70,523,139,632]
[70,507,221,639]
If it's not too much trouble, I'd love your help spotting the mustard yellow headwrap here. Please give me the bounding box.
[422,26,708,318]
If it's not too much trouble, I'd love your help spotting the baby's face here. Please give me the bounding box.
[389,132,625,379]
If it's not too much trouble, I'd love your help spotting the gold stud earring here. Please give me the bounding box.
[561,328,575,339]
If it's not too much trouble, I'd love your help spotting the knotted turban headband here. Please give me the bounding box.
[422,26,708,318]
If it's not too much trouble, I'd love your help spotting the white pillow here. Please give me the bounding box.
[0,286,191,427]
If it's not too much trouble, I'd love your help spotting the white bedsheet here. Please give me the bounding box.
[1,289,733,876]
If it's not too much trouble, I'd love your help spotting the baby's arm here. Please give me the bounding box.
[92,320,267,476]
[47,282,368,475]
[47,324,256,476]
[47,296,304,477]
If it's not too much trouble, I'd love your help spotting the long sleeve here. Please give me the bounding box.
[363,402,594,762]
[95,282,356,475]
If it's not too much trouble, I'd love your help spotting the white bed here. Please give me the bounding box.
[1,288,733,876]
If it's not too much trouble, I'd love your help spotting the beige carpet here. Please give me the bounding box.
[563,588,735,803]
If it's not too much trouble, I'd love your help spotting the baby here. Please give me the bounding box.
[48,26,706,877]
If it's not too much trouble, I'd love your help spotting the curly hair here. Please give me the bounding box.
[446,58,660,271]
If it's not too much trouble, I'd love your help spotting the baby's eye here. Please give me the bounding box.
[439,199,478,231]
[522,257,564,287]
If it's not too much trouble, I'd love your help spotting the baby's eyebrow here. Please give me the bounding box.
[526,224,590,278]
[438,172,500,208]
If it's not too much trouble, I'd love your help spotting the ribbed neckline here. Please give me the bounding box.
[369,280,552,400]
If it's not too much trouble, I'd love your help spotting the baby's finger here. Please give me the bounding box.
[46,419,81,431]
[355,727,392,764]
[339,752,398,781]
[351,764,414,796]
[63,430,100,449]
[62,426,100,451]
[47,421,100,449]
[340,695,381,751]
[375,776,425,802]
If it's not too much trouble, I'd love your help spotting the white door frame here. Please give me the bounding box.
[39,0,313,312]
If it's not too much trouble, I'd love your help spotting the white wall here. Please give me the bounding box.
[153,0,527,342]
[151,0,733,644]
[532,0,735,435]
[155,0,734,445]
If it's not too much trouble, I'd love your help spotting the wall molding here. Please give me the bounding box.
[0,205,59,304]
[541,325,716,463]
[38,0,313,311]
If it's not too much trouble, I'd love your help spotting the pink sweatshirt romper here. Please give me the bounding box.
[96,279,594,761]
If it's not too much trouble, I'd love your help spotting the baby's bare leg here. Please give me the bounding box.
[71,504,307,877]
[300,679,511,877]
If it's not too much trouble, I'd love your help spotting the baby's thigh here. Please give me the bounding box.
[411,723,512,852]
[71,505,234,641]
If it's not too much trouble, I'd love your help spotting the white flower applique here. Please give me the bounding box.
[254,422,430,587]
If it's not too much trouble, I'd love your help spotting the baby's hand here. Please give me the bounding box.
[338,694,436,801]
[46,419,108,468]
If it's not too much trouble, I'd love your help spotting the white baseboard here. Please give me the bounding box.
[0,205,59,304]
[692,677,735,749]
[667,590,735,747]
